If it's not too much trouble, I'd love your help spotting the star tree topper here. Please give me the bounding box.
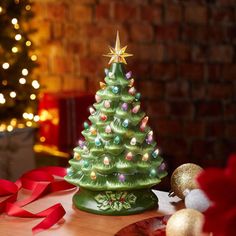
[104,31,133,64]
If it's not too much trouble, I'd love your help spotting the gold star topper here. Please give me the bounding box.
[104,31,133,64]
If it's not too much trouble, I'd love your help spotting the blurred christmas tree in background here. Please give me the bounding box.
[0,0,39,131]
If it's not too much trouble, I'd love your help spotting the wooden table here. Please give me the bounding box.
[0,189,183,236]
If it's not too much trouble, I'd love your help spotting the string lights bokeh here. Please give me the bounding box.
[0,0,40,132]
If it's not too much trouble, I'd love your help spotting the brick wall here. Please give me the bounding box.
[33,0,236,169]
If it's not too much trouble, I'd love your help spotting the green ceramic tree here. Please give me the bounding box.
[65,32,167,215]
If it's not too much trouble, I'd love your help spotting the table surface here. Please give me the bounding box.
[0,189,183,236]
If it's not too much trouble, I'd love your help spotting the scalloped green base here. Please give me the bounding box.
[73,188,158,215]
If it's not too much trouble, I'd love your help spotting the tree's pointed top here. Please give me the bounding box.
[115,31,121,52]
[103,31,133,65]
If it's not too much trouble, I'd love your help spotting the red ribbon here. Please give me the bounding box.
[0,166,76,234]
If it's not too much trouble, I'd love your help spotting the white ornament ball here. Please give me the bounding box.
[184,189,210,212]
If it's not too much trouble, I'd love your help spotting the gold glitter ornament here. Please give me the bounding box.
[166,209,208,236]
[169,163,203,199]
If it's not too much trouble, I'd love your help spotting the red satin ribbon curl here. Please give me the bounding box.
[0,167,76,234]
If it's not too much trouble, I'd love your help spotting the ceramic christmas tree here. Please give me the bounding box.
[65,32,167,215]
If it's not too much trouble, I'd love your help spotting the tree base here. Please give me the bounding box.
[73,188,158,215]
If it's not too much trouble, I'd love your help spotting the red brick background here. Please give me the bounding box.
[33,0,236,169]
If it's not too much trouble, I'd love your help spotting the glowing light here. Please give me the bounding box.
[22,68,28,76]
[25,5,31,11]
[0,124,6,132]
[34,115,40,122]
[11,18,18,24]
[7,125,13,132]
[12,47,18,53]
[23,112,28,119]
[30,94,36,100]
[2,62,9,69]
[19,78,26,84]
[26,41,31,46]
[31,55,37,61]
[15,34,22,41]
[28,113,34,120]
[32,80,40,89]
[0,7,3,13]
[40,136,46,142]
[17,123,25,128]
[10,91,16,98]
[14,24,19,29]
[0,93,6,104]
[2,80,7,86]
[10,119,17,126]
[26,121,32,127]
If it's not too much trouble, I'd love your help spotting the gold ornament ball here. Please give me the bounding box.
[166,209,208,236]
[170,163,203,199]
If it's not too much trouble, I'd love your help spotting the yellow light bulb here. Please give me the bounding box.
[19,78,26,84]
[2,62,9,69]
[0,124,6,132]
[26,41,31,46]
[26,121,32,127]
[0,7,3,13]
[40,136,46,142]
[11,18,18,24]
[10,119,17,126]
[12,47,18,53]
[31,55,37,61]
[15,34,22,41]
[22,68,28,76]
[10,91,16,98]
[14,24,19,29]
[30,94,36,100]
[25,5,31,11]
[32,80,40,89]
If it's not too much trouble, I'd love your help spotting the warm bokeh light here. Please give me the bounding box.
[0,93,6,104]
[32,80,40,89]
[26,40,31,46]
[25,5,31,11]
[19,78,26,84]
[12,47,18,53]
[23,112,28,119]
[26,121,33,127]
[14,23,19,29]
[10,91,17,98]
[40,136,46,142]
[30,94,36,100]
[34,115,40,122]
[2,62,10,69]
[15,34,22,41]
[7,125,13,132]
[31,55,37,61]
[22,68,28,76]
[11,18,18,24]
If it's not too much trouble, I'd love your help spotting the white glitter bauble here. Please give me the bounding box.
[184,189,210,212]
